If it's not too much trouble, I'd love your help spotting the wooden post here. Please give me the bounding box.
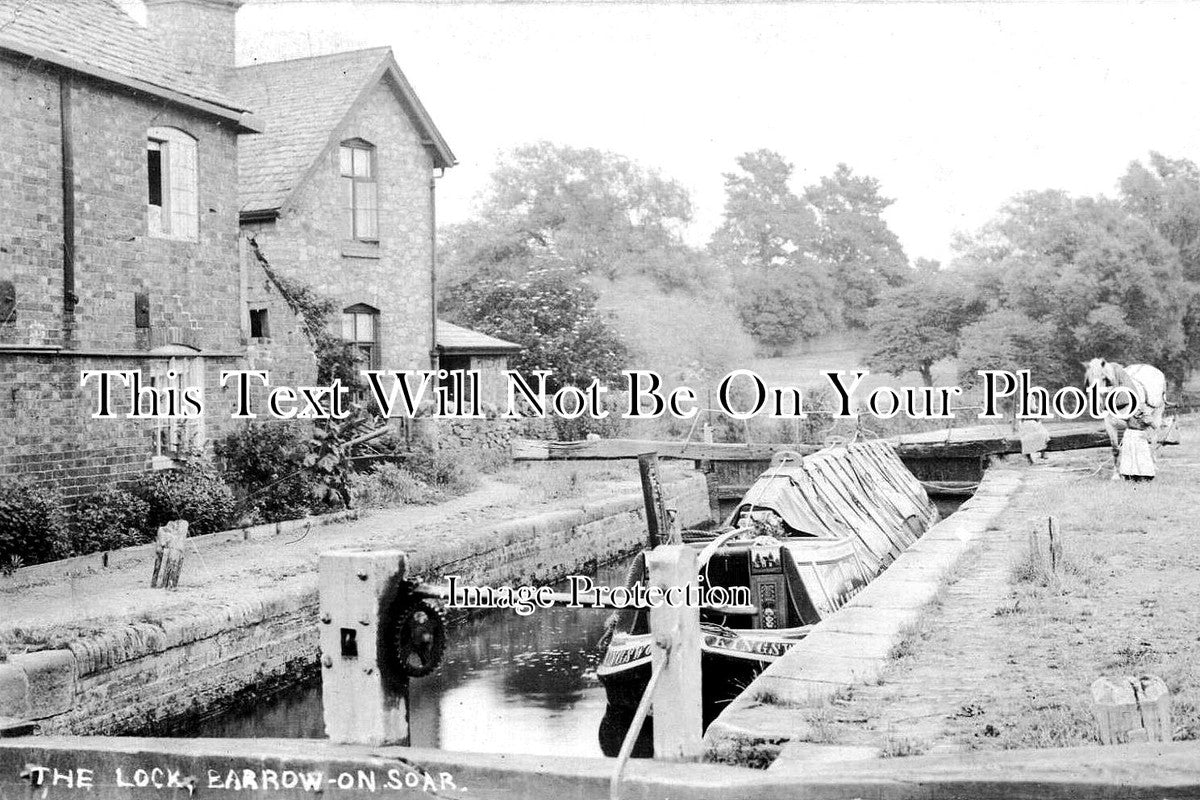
[319,549,410,746]
[646,544,703,761]
[1048,517,1063,573]
[150,520,188,588]
[1091,675,1171,745]
[638,453,671,547]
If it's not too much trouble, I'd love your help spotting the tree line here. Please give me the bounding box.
[441,143,1200,395]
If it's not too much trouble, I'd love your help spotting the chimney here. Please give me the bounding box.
[144,0,244,87]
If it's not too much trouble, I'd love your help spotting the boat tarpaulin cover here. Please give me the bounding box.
[731,441,937,572]
[735,469,835,537]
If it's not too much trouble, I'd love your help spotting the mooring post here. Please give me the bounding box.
[646,544,703,761]
[150,520,188,588]
[318,549,410,746]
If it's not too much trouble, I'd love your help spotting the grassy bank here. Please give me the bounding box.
[796,424,1200,753]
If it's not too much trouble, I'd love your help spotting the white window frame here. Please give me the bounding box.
[149,355,206,462]
[339,140,378,242]
[342,304,380,370]
[147,127,199,240]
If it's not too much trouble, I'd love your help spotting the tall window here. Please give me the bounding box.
[339,140,378,241]
[147,127,199,239]
[342,304,380,369]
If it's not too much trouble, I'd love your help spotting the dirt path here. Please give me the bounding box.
[0,461,680,649]
[804,425,1200,754]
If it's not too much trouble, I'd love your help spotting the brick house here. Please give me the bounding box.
[1,0,512,500]
[0,0,260,496]
[220,43,456,385]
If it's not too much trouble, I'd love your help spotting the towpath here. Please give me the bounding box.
[780,424,1200,756]
[0,461,682,651]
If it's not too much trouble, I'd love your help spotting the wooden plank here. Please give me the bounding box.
[638,453,671,547]
[512,420,1178,465]
[513,438,818,462]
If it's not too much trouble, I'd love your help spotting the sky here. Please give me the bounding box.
[134,1,1200,264]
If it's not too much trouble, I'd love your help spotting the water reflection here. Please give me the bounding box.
[190,559,630,758]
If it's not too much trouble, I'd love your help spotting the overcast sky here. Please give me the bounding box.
[167,1,1200,263]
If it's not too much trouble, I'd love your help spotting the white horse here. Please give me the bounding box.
[1082,358,1166,479]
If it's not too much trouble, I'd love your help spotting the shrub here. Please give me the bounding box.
[351,463,442,509]
[0,478,69,566]
[70,487,151,554]
[130,464,235,537]
[215,422,311,523]
[406,447,480,495]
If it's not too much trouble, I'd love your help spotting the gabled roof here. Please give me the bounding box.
[0,0,255,130]
[437,321,522,355]
[225,47,456,217]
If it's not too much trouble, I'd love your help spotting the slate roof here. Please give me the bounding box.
[438,321,522,355]
[0,0,247,119]
[226,47,455,216]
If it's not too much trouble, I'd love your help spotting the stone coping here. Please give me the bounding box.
[2,736,1199,800]
[703,469,1025,760]
[3,510,361,589]
[0,474,707,726]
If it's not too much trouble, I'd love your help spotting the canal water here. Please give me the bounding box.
[190,558,633,758]
[191,496,966,757]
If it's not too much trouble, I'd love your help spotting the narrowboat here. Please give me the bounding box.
[596,441,937,757]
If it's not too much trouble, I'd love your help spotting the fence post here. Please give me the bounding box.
[646,544,703,761]
[319,549,410,745]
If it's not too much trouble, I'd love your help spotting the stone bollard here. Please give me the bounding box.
[647,544,703,761]
[319,550,411,746]
[1091,675,1172,745]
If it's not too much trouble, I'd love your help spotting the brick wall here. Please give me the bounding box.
[0,57,64,347]
[0,58,246,496]
[245,76,436,376]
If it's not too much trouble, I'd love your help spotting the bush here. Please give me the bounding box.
[130,464,235,537]
[70,487,151,554]
[406,447,480,495]
[215,422,312,523]
[0,478,69,566]
[351,463,443,509]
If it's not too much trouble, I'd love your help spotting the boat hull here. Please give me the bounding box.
[595,630,801,757]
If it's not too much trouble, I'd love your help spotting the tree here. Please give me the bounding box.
[804,163,911,327]
[466,141,703,289]
[709,150,821,273]
[866,270,979,386]
[954,308,1064,391]
[442,264,628,392]
[951,190,1187,388]
[1119,152,1200,385]
[708,150,840,353]
[736,268,839,356]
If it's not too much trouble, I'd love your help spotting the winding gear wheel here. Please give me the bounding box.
[390,597,447,678]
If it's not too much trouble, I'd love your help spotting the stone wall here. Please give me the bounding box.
[0,473,711,735]
[415,416,516,471]
[243,76,436,377]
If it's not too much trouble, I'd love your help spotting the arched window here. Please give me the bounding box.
[342,303,380,369]
[339,139,378,241]
[147,127,199,239]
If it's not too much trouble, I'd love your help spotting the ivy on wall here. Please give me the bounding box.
[246,236,361,385]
